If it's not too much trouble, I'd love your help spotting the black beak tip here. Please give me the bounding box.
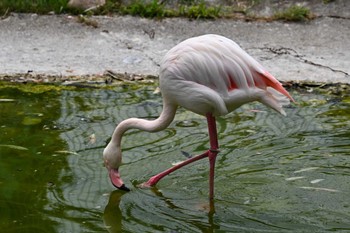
[118,184,131,192]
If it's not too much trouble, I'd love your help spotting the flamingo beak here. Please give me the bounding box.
[108,168,130,192]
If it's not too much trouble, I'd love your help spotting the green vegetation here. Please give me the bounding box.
[0,0,315,21]
[323,0,335,3]
[0,0,221,19]
[120,0,221,19]
[0,0,68,14]
[120,0,169,18]
[273,5,312,21]
[180,2,221,19]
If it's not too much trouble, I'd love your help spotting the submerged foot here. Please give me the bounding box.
[138,175,160,188]
[137,182,153,188]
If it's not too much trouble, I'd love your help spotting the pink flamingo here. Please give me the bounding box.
[103,34,295,200]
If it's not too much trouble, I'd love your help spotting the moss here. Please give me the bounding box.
[0,82,77,94]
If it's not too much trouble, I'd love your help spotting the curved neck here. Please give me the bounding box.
[111,99,177,147]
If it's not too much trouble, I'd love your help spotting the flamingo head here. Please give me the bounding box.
[103,143,130,192]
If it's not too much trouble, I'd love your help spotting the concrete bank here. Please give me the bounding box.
[0,13,349,84]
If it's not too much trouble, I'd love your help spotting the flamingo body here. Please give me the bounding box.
[160,34,293,116]
[103,34,294,199]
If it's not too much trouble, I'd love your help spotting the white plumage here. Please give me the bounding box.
[160,34,293,116]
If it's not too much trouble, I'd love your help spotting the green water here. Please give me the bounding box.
[0,82,349,232]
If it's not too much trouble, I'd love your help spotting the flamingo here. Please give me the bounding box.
[103,34,295,200]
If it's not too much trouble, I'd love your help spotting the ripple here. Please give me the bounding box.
[2,84,350,232]
[175,120,200,127]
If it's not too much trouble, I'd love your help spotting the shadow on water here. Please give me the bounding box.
[103,191,125,233]
[104,187,220,233]
[0,81,349,232]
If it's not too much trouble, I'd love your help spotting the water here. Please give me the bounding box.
[0,82,349,232]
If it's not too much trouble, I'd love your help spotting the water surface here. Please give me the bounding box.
[0,82,349,232]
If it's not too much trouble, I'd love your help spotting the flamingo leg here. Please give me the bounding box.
[140,150,209,187]
[206,113,219,201]
[141,113,220,201]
